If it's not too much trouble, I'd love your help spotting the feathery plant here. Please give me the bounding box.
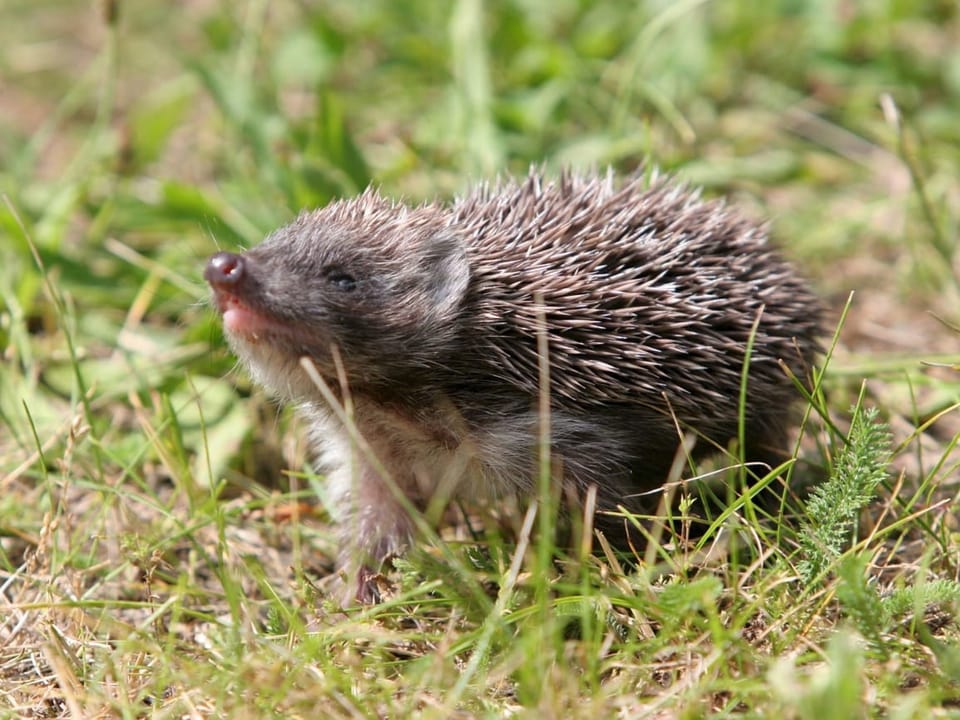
[798,404,891,585]
[834,538,960,659]
[834,553,887,652]
[795,402,960,659]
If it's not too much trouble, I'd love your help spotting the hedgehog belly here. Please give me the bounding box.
[300,388,705,578]
[298,395,515,568]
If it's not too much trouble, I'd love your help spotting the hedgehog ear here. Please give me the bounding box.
[419,231,470,315]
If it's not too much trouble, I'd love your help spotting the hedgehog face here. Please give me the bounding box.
[205,203,471,403]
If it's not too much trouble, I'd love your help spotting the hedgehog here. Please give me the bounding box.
[204,169,822,601]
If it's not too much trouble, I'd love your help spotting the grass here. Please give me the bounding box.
[2,0,960,717]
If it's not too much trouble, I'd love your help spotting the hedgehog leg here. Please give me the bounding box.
[327,460,415,604]
[741,419,792,480]
[590,453,681,553]
[543,412,684,553]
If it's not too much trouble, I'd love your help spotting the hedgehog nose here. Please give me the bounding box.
[205,252,246,288]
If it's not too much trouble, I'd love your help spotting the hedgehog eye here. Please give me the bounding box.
[324,268,358,292]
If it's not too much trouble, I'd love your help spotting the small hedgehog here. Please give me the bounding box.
[205,169,821,600]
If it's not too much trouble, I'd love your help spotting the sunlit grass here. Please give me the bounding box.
[1,0,959,717]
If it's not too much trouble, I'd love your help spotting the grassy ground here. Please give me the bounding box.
[2,0,959,717]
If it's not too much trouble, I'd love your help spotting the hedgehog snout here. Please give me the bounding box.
[205,251,246,290]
